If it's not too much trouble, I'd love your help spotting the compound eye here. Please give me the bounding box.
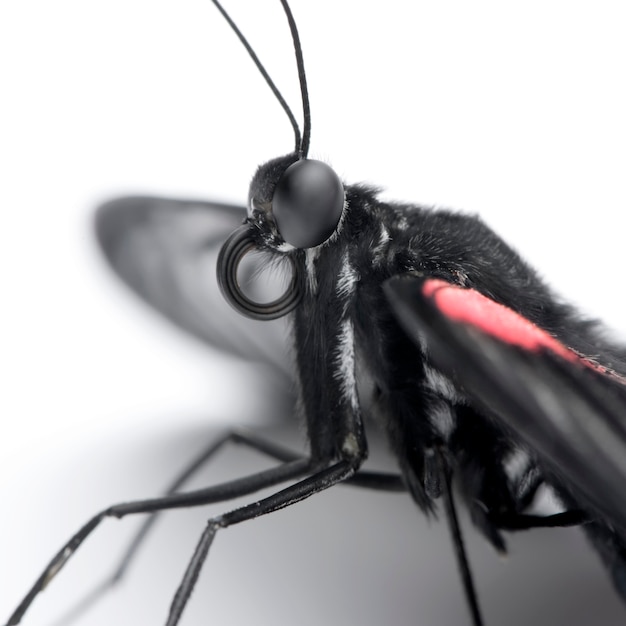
[272,159,344,249]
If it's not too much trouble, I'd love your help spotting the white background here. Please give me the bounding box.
[1,1,626,625]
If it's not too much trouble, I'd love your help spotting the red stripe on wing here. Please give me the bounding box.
[423,278,624,382]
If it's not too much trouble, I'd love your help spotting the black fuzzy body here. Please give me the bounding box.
[249,154,626,598]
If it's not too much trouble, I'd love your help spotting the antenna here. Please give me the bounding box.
[278,0,311,157]
[210,0,311,157]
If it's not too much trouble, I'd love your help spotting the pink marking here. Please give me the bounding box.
[422,279,623,382]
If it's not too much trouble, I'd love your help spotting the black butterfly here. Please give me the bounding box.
[5,2,626,626]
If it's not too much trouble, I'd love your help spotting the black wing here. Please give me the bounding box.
[95,196,292,382]
[385,274,626,596]
[384,274,626,526]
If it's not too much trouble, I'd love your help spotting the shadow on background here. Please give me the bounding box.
[3,419,624,626]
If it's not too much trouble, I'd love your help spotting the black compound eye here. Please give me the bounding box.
[272,159,344,249]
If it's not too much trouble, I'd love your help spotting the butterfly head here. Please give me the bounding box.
[217,152,345,320]
[213,0,344,320]
[247,153,345,251]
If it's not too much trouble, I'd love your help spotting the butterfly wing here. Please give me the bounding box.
[384,274,626,529]
[385,274,626,599]
[95,196,292,382]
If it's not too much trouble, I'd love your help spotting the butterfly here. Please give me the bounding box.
[3,1,624,624]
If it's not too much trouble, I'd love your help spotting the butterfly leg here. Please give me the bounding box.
[94,427,404,592]
[436,447,484,626]
[5,457,311,625]
[37,429,308,624]
[110,429,303,582]
[165,459,359,626]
